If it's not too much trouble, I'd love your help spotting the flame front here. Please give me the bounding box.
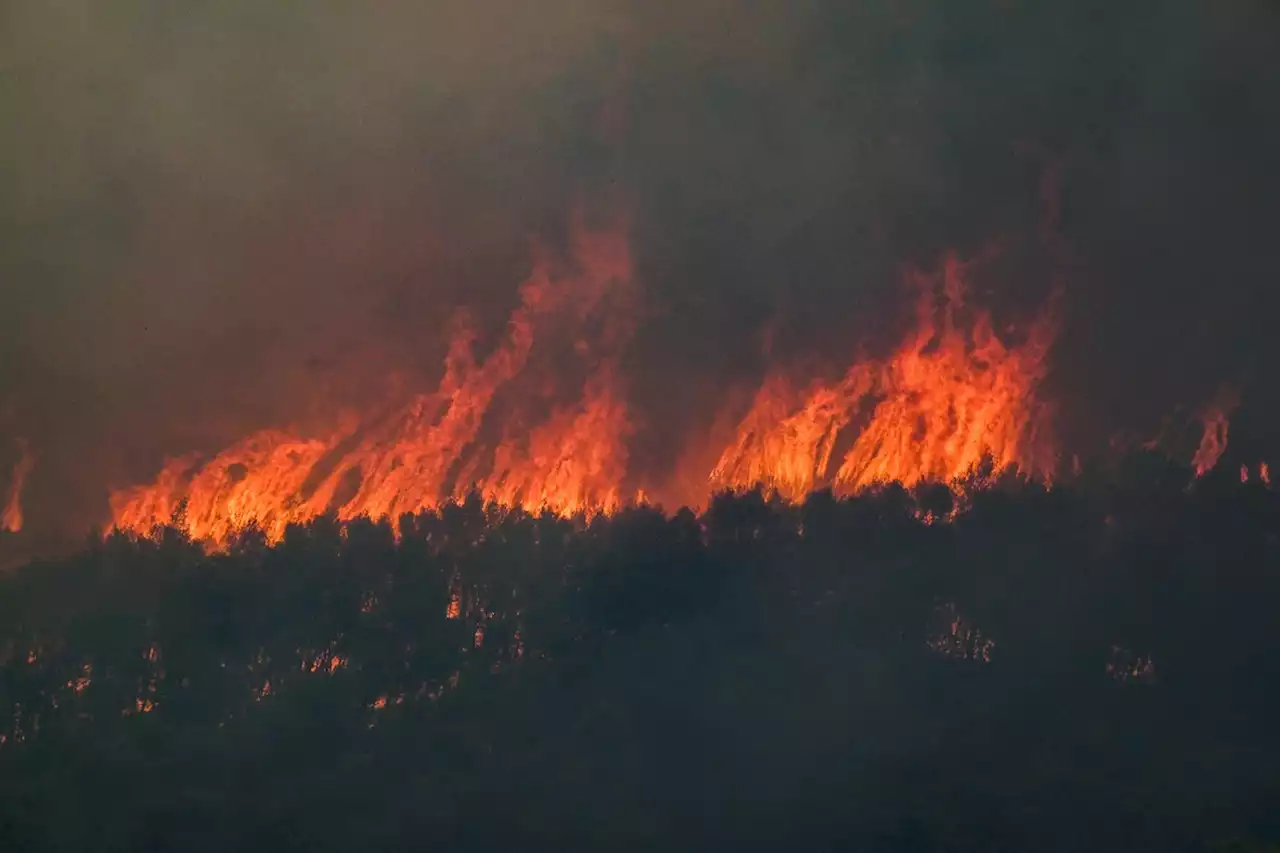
[477,365,631,516]
[110,213,636,546]
[711,255,1058,498]
[110,235,1063,547]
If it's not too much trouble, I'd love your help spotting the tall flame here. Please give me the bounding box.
[711,255,1058,498]
[476,365,631,515]
[110,212,635,546]
[110,235,1064,547]
[1191,392,1237,477]
[2,439,34,533]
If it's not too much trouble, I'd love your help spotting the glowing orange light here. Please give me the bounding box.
[110,212,636,547]
[711,255,1058,498]
[2,439,34,533]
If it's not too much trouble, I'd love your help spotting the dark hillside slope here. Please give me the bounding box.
[2,462,1279,852]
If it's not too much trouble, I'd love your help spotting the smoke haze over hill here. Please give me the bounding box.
[2,0,1279,552]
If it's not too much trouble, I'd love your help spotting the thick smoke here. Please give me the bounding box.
[2,0,1279,553]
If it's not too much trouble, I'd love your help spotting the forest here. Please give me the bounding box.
[1,454,1279,852]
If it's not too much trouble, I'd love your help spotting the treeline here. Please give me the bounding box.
[2,454,1279,852]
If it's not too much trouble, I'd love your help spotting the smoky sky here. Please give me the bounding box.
[2,0,1280,545]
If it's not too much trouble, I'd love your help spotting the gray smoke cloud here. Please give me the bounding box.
[2,0,1278,551]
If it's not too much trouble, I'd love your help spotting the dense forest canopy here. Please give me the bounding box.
[2,455,1278,852]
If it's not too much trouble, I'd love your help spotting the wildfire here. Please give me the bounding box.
[110,235,1067,546]
[110,213,1071,548]
[2,439,34,534]
[1191,392,1237,477]
[110,211,636,547]
[711,255,1059,498]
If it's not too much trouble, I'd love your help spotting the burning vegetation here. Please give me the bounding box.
[712,254,1059,500]
[2,202,1273,853]
[105,209,1248,554]
[1192,391,1239,478]
[109,212,637,545]
[106,214,1085,549]
[3,0,1277,848]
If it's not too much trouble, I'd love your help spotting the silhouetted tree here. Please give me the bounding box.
[1,454,1278,851]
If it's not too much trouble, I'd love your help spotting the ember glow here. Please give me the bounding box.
[2,439,34,534]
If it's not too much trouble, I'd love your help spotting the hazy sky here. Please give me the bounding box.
[2,0,1279,542]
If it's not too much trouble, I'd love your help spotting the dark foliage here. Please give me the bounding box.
[1,459,1279,852]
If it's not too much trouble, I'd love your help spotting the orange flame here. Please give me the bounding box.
[1191,392,1238,477]
[2,439,34,534]
[110,213,636,547]
[109,232,1065,545]
[712,255,1058,498]
[476,365,631,515]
